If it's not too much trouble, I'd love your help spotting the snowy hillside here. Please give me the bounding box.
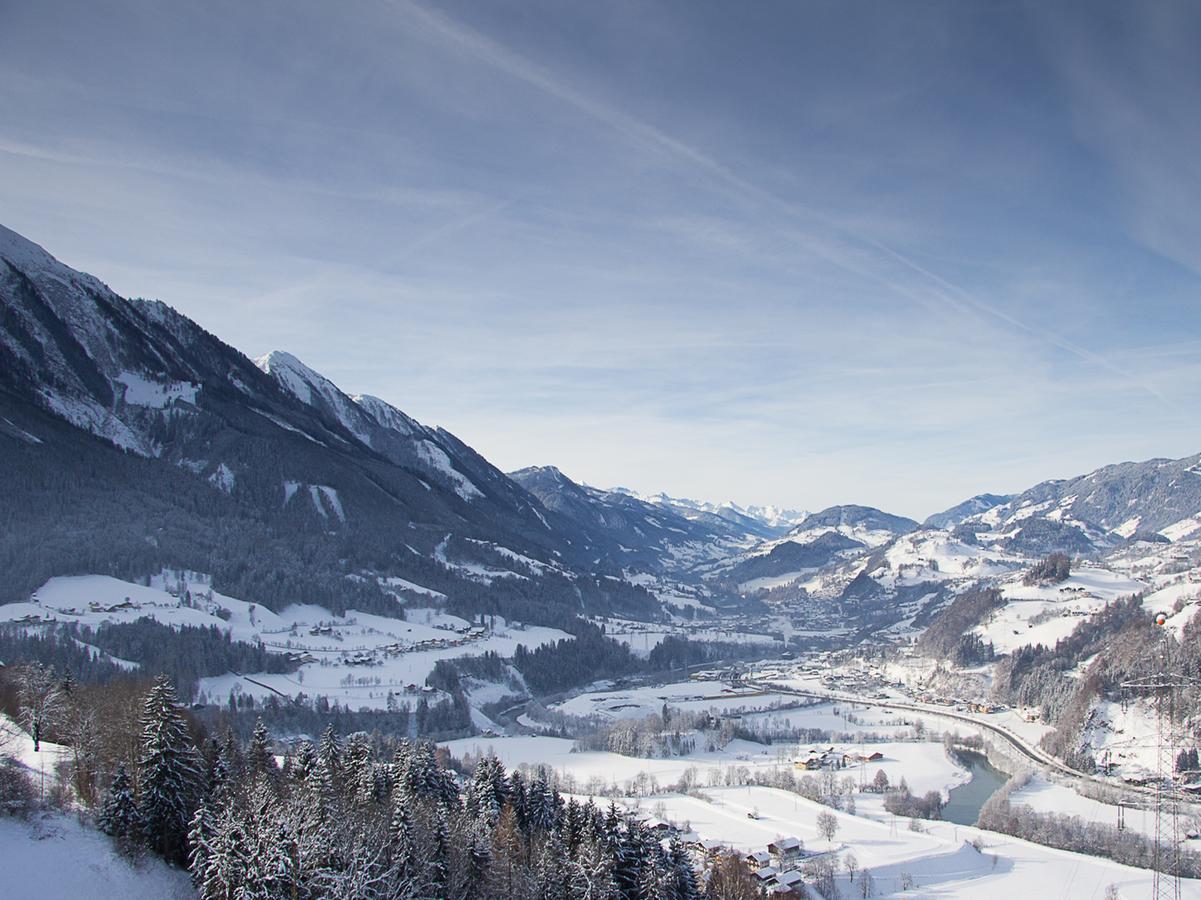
[0,571,570,711]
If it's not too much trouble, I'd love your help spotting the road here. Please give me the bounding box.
[743,676,1193,811]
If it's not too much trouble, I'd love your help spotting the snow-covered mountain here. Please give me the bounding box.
[609,488,807,535]
[785,504,919,548]
[0,224,658,620]
[952,455,1201,554]
[923,493,1012,530]
[510,466,759,573]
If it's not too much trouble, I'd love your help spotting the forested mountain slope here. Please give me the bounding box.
[0,224,657,624]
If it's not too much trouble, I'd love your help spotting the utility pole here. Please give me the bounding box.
[1121,612,1198,900]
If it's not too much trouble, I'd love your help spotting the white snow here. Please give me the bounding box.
[115,371,199,408]
[975,567,1148,654]
[1162,517,1201,542]
[380,576,447,600]
[0,813,194,899]
[308,485,345,522]
[1113,516,1142,539]
[415,440,482,500]
[208,462,235,494]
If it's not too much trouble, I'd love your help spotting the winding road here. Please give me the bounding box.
[741,676,1191,811]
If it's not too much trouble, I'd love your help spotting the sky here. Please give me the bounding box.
[1,0,1199,519]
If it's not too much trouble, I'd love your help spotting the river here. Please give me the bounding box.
[942,749,1010,826]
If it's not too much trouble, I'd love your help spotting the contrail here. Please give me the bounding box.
[392,0,1169,404]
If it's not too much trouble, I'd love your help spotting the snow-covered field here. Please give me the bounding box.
[0,812,194,899]
[0,716,193,899]
[442,732,965,798]
[441,731,1201,898]
[975,567,1148,654]
[600,623,779,657]
[1009,774,1161,842]
[2,573,569,710]
[551,680,805,721]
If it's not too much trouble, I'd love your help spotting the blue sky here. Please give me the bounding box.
[1,0,1198,518]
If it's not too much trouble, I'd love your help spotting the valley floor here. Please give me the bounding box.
[445,681,1201,899]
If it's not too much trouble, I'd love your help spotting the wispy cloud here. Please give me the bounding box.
[393,0,1170,407]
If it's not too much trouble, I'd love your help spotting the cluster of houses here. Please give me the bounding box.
[628,810,813,897]
[688,831,812,896]
[10,613,53,625]
[294,620,492,668]
[912,692,1005,714]
[793,747,884,771]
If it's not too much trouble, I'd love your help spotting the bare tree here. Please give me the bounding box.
[843,850,859,883]
[18,663,63,752]
[817,809,839,843]
[859,868,875,898]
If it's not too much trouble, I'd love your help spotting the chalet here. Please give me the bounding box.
[753,866,779,882]
[774,870,805,891]
[843,751,884,765]
[744,850,771,870]
[767,837,803,865]
[643,817,672,834]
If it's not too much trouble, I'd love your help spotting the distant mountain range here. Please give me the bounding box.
[2,222,1200,632]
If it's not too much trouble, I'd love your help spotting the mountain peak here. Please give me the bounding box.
[254,350,336,407]
[0,223,108,296]
[0,223,55,269]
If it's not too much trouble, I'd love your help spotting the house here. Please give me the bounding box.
[745,850,771,870]
[753,866,779,882]
[767,837,803,865]
[643,817,672,834]
[774,870,805,892]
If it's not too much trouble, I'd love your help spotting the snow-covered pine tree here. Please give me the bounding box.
[527,768,557,833]
[561,797,583,853]
[137,676,204,864]
[508,769,530,832]
[190,801,249,899]
[638,839,674,900]
[293,740,317,782]
[239,779,297,900]
[574,822,618,900]
[98,762,142,853]
[613,817,647,897]
[465,754,505,825]
[317,724,342,782]
[428,817,450,897]
[343,731,375,807]
[668,834,702,900]
[536,830,572,899]
[388,801,418,893]
[461,820,494,899]
[247,718,278,783]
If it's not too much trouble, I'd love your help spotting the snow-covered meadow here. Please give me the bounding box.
[0,573,569,710]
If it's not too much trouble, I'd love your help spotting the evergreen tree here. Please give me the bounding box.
[389,797,418,891]
[463,821,494,899]
[667,835,702,900]
[98,763,143,853]
[428,818,450,897]
[247,717,278,782]
[575,822,618,900]
[137,676,204,864]
[537,830,572,899]
[639,842,672,900]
